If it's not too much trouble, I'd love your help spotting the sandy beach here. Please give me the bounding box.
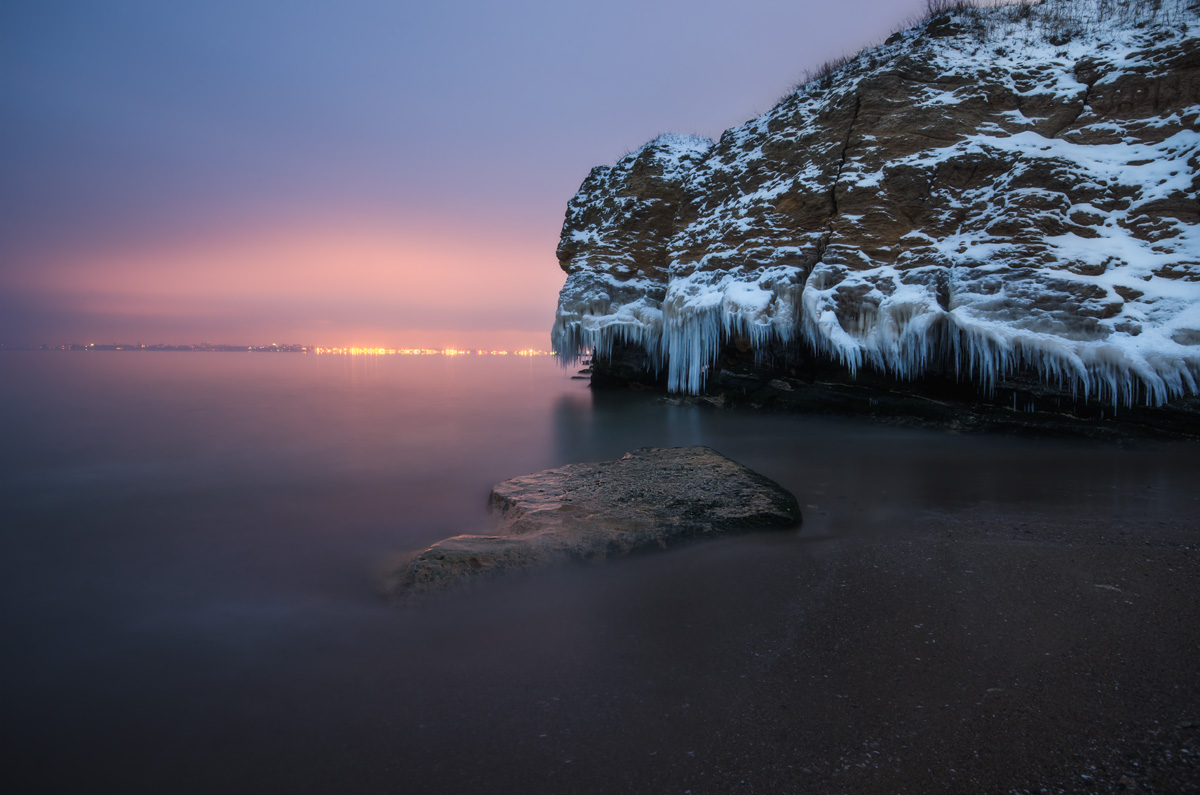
[356,502,1197,795]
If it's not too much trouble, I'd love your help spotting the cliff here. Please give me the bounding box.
[552,0,1200,411]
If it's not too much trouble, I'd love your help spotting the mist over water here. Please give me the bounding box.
[3,352,1196,792]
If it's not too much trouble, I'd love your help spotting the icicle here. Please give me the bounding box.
[555,257,1200,408]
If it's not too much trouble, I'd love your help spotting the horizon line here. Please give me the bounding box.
[1,342,558,356]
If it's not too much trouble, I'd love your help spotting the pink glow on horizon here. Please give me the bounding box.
[14,213,566,349]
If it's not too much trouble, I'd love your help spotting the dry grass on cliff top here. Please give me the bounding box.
[791,0,1195,96]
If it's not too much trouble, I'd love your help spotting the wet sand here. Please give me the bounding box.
[10,485,1200,794]
[11,449,1200,794]
[349,507,1197,795]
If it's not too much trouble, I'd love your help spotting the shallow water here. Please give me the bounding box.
[2,352,1196,792]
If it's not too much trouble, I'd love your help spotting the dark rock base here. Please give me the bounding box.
[590,341,1200,440]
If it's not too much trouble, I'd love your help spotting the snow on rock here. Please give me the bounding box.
[552,0,1200,407]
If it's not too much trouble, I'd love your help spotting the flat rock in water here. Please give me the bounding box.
[386,446,801,603]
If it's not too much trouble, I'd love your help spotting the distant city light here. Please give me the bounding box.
[14,342,557,356]
[310,347,553,356]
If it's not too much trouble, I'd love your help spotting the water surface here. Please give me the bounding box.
[3,352,1196,792]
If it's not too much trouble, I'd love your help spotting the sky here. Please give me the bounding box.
[2,0,932,349]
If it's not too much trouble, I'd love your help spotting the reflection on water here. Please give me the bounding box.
[2,352,1197,793]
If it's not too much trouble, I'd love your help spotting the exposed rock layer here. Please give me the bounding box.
[553,0,1200,408]
[387,446,801,602]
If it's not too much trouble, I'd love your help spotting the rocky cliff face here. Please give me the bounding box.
[553,0,1200,409]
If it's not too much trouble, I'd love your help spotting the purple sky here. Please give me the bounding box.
[2,0,931,348]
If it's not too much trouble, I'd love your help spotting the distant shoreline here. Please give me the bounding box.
[0,344,555,356]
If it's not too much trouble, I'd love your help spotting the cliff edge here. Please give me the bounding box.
[552,0,1200,412]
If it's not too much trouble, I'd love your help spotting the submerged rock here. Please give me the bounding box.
[553,0,1200,409]
[386,446,801,603]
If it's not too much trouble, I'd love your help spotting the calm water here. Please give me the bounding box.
[2,352,1197,793]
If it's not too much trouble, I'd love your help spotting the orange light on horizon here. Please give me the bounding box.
[309,348,552,355]
[307,346,553,356]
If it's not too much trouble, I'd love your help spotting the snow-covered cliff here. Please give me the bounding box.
[553,0,1200,408]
